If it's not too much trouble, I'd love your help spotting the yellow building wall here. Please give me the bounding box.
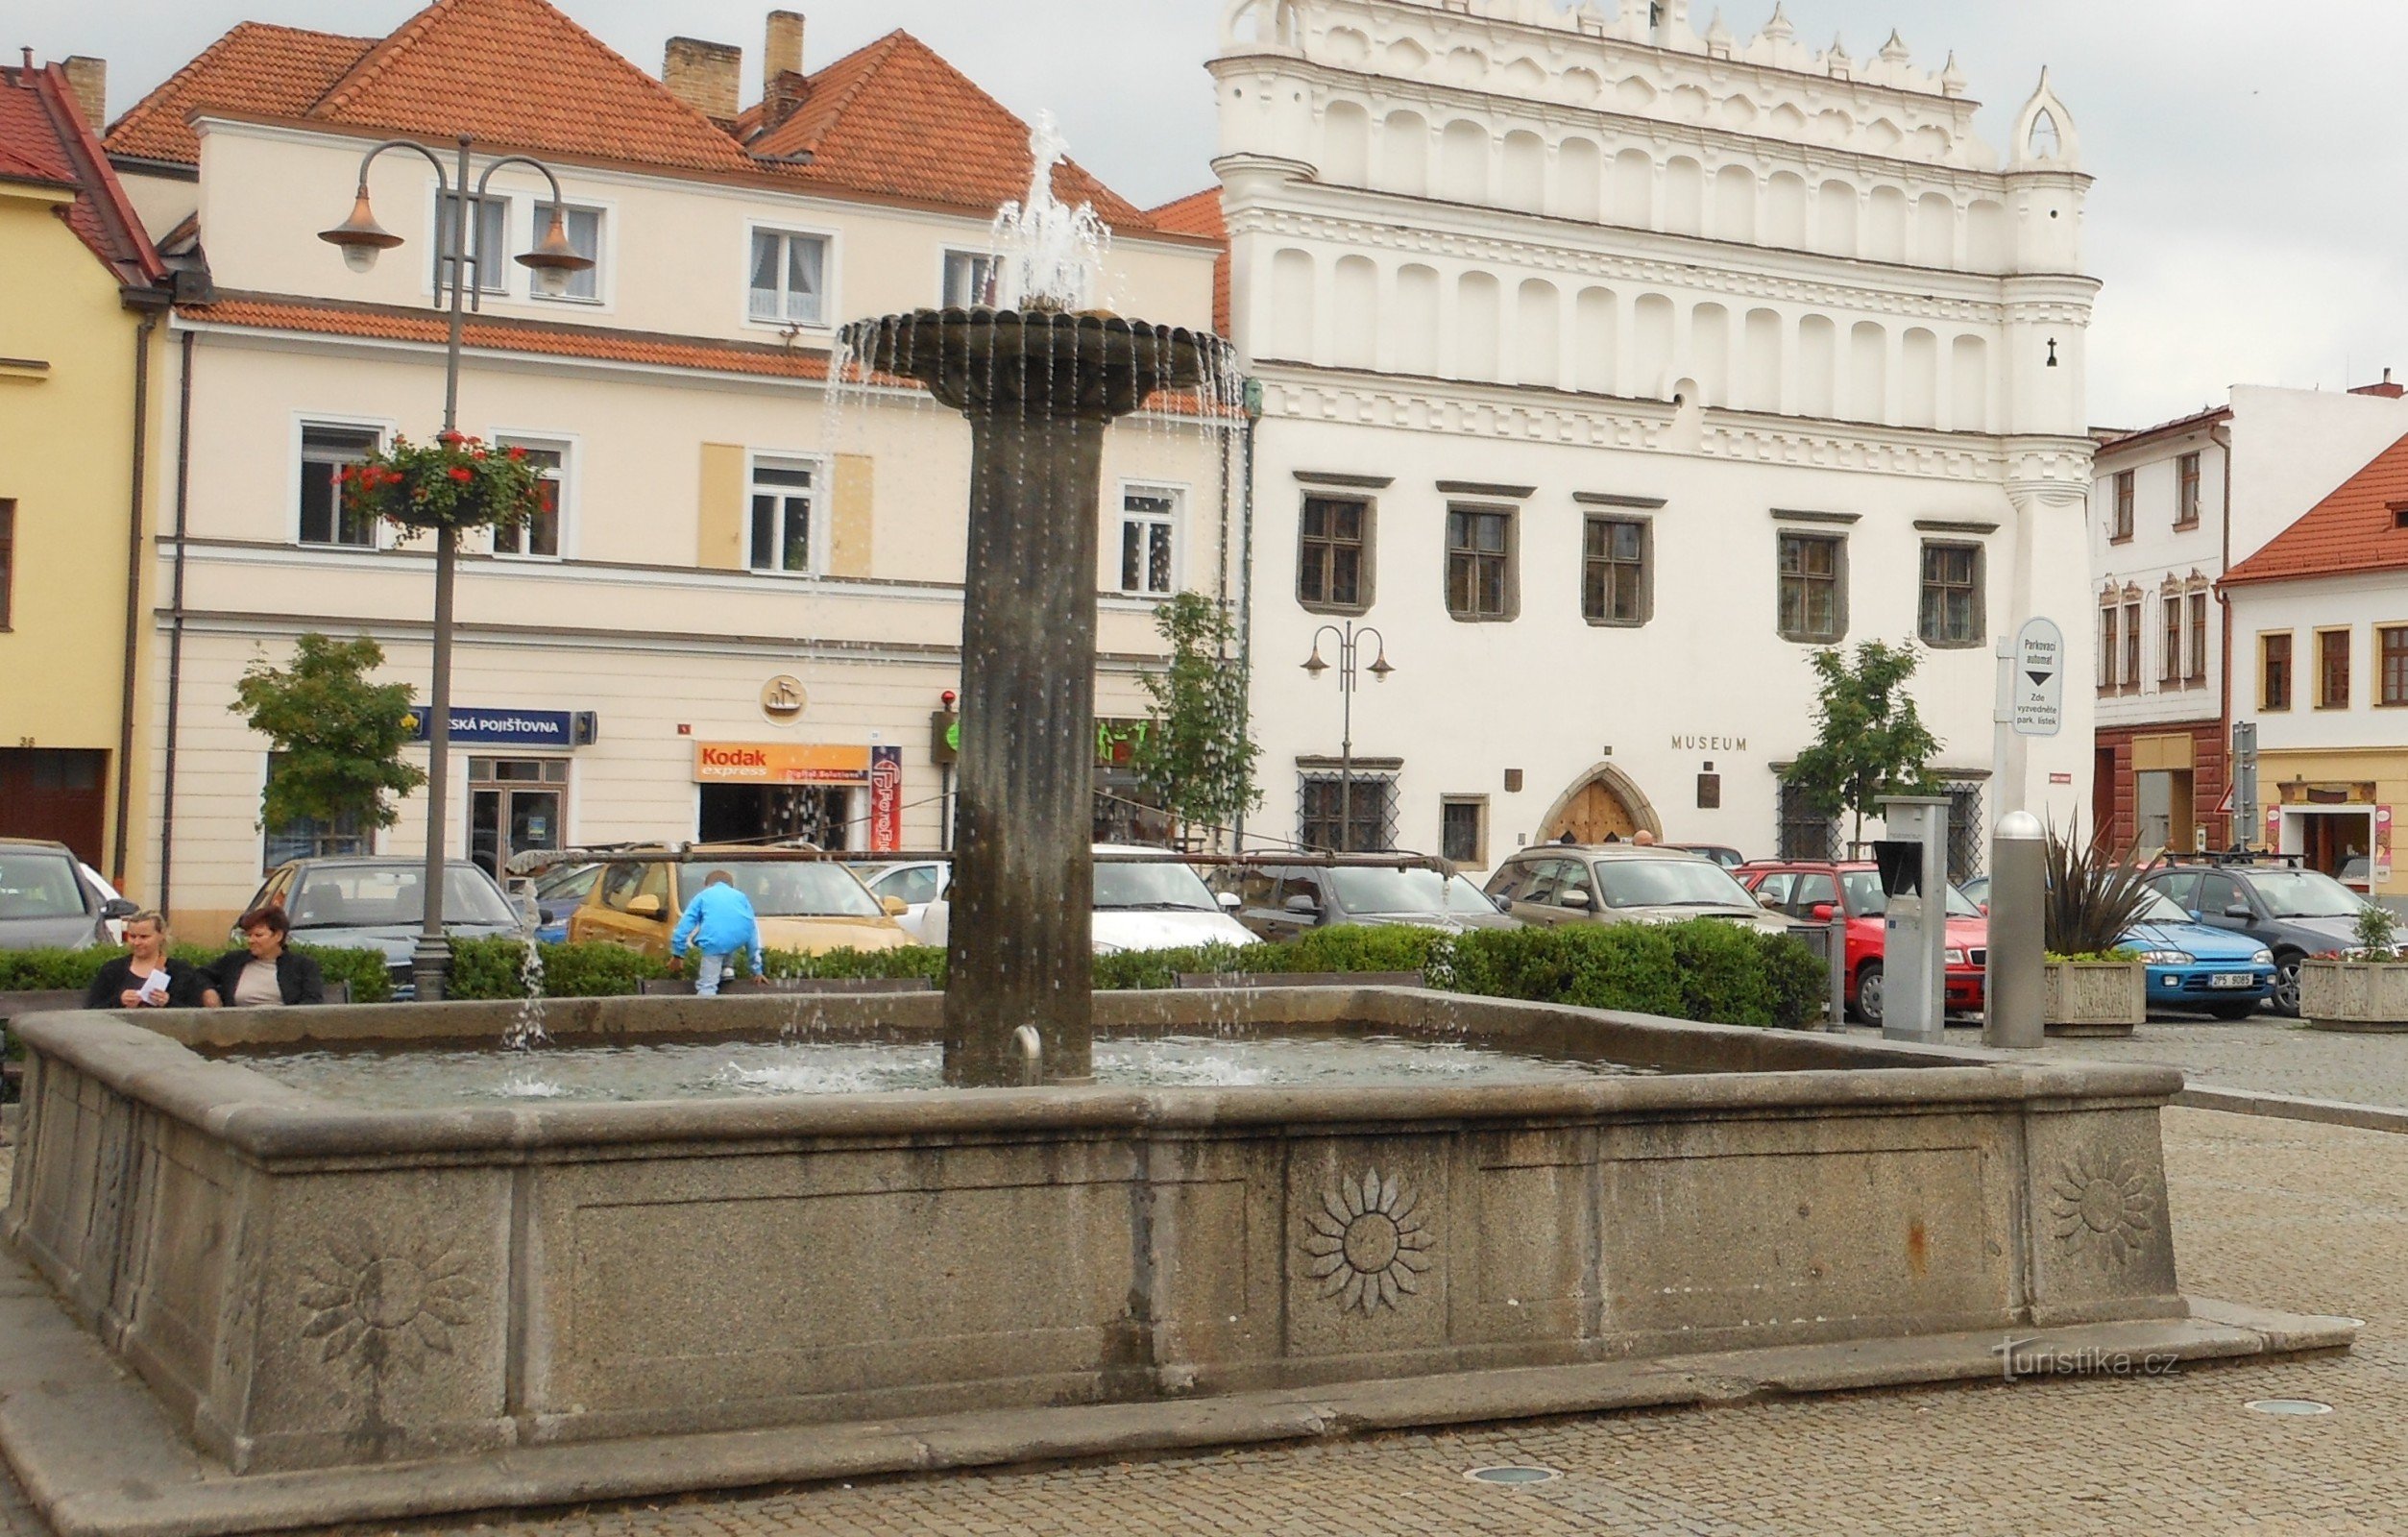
[2257,746,2408,900]
[0,183,160,896]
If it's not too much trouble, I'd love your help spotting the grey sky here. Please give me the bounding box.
[18,0,2405,429]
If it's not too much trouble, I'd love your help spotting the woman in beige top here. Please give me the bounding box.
[206,906,326,1007]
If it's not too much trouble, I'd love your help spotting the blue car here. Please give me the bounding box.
[2122,887,2275,1018]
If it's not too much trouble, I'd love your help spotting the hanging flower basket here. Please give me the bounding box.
[340,432,546,534]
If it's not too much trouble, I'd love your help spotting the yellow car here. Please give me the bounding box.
[566,849,912,958]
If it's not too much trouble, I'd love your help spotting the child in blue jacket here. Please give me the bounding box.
[670,870,766,995]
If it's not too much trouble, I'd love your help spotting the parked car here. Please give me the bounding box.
[855,859,950,941]
[1486,845,1803,940]
[1667,843,1747,870]
[1735,859,1987,1026]
[2142,863,2375,1017]
[243,857,530,997]
[2121,886,2276,1018]
[1227,861,1522,941]
[919,845,1254,955]
[524,862,601,944]
[79,861,132,945]
[0,838,135,952]
[566,848,912,959]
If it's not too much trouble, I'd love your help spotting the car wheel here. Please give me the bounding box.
[2204,1001,2261,1021]
[1855,963,1884,1028]
[2271,954,2304,1018]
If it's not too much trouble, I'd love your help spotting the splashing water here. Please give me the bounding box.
[989,110,1111,313]
[505,934,549,1054]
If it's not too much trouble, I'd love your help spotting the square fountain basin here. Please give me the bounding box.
[5,988,2186,1475]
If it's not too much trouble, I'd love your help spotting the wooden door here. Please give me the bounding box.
[0,749,107,866]
[1540,779,1638,844]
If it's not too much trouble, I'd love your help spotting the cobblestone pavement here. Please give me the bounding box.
[1867,1015,2408,1110]
[8,1109,2408,1535]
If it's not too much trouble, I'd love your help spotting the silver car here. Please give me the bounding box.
[243,857,530,997]
[1484,844,1803,938]
[0,839,134,951]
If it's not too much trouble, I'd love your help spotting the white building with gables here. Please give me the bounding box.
[1207,0,2100,871]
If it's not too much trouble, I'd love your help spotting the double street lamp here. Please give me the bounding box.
[319,136,592,1000]
[1301,622,1394,852]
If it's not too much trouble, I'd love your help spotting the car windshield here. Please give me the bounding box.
[2246,870,2367,918]
[681,861,882,918]
[2132,890,2192,925]
[1327,866,1453,913]
[287,866,520,928]
[1838,871,1982,917]
[0,853,87,920]
[1593,858,1759,910]
[1095,859,1220,912]
[1447,873,1499,915]
[534,864,598,901]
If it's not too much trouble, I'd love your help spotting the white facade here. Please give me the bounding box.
[1215,0,2098,870]
[131,108,1225,932]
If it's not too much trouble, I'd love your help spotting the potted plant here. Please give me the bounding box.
[2299,903,2408,1032]
[339,431,547,540]
[2039,829,2153,1037]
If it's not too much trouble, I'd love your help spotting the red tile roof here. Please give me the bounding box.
[745,32,1152,231]
[105,22,373,166]
[1148,186,1228,335]
[2223,429,2408,588]
[2,64,167,286]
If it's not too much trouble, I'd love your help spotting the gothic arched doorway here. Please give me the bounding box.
[1537,764,1661,844]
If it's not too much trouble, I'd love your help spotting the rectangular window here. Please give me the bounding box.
[1581,516,1649,625]
[747,456,816,573]
[2122,600,2141,691]
[262,753,369,869]
[2383,626,2408,706]
[748,229,827,326]
[433,192,508,295]
[1917,543,1982,647]
[942,249,999,308]
[2161,596,2183,685]
[1776,532,1845,643]
[1441,796,1486,867]
[2099,605,2119,691]
[530,203,603,302]
[2112,470,2134,541]
[1446,506,1514,621]
[493,444,564,558]
[298,424,380,548]
[1776,777,1837,861]
[1301,772,1396,853]
[1298,496,1370,611]
[0,500,12,630]
[2262,632,2292,711]
[2187,593,2208,685]
[2176,451,2201,526]
[1116,486,1179,596]
[2319,628,2351,709]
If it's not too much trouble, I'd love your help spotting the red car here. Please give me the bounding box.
[1736,860,1988,1027]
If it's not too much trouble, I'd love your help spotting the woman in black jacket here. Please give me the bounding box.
[82,912,219,1010]
[207,906,326,1007]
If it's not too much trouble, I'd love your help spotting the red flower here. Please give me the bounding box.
[448,466,474,482]
[506,445,526,461]
[436,430,465,447]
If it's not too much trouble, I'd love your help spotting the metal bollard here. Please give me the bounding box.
[1984,811,2047,1049]
[1827,902,1849,1031]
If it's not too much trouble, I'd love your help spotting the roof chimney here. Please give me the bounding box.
[766,12,805,79]
[2350,368,2405,400]
[60,55,105,129]
[663,37,741,125]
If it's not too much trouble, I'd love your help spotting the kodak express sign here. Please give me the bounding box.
[693,743,872,785]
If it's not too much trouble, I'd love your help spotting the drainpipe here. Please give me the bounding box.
[1230,382,1261,854]
[157,328,195,917]
[112,301,162,886]
[2212,421,2235,847]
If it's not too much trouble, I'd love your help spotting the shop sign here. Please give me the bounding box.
[2380,805,2395,883]
[1098,719,1152,770]
[870,745,904,851]
[694,743,871,785]
[405,706,587,747]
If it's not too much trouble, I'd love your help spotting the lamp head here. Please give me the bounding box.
[517,204,594,297]
[318,184,402,274]
[1301,647,1329,677]
[1367,649,1396,682]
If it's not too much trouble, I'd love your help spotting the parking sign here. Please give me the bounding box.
[2009,618,2065,738]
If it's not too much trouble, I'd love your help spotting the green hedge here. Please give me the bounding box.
[381,922,1829,1030]
[0,943,392,1003]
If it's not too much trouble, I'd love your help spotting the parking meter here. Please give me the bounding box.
[1874,796,1952,1043]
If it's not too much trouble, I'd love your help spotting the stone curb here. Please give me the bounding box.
[0,1247,2354,1537]
[2177,1084,2408,1134]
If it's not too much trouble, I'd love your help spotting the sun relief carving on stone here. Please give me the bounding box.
[298,1234,478,1375]
[2049,1151,2154,1265]
[1304,1168,1435,1312]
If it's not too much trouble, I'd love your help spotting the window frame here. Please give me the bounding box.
[2260,630,2293,712]
[1915,540,1983,649]
[0,499,13,631]
[1113,481,1183,598]
[1440,794,1488,868]
[2111,470,2134,542]
[1299,770,1399,853]
[2099,602,2119,692]
[1775,530,1847,645]
[2160,593,2183,686]
[430,188,510,298]
[744,222,839,331]
[1445,503,1518,623]
[2381,625,2408,707]
[2122,598,2142,694]
[293,416,391,549]
[2186,591,2209,686]
[2317,625,2353,710]
[939,248,1001,309]
[260,752,372,870]
[743,451,828,576]
[528,199,609,305]
[488,433,573,560]
[2175,451,2201,528]
[1581,513,1652,627]
[1297,494,1374,615]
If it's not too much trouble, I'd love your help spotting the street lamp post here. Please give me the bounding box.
[1301,622,1393,851]
[319,135,591,1000]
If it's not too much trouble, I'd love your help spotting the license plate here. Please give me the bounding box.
[2209,973,2257,989]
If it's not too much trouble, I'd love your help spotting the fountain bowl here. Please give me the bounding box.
[838,306,1228,419]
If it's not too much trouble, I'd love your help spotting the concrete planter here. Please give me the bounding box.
[2301,958,2408,1032]
[2044,959,2146,1037]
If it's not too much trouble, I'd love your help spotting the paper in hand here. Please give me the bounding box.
[135,969,171,1005]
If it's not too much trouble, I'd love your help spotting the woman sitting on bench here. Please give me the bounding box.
[83,912,219,1010]
[207,906,326,1008]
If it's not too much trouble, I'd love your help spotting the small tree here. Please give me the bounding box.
[1131,592,1261,841]
[231,633,426,837]
[1784,640,1943,848]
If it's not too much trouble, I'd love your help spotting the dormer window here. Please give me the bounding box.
[2391,502,2408,530]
